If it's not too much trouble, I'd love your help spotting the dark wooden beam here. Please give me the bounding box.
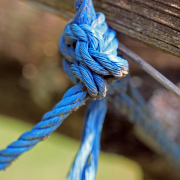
[24,0,180,58]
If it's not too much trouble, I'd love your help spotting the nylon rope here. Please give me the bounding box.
[1,0,180,178]
[0,0,129,173]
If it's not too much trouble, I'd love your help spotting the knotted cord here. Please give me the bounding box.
[1,0,180,178]
[0,0,129,176]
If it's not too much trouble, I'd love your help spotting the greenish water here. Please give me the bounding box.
[0,115,143,180]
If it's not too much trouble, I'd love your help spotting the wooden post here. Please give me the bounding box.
[25,0,180,58]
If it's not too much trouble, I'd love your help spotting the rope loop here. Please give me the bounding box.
[60,12,129,99]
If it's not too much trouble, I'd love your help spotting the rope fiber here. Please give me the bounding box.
[1,0,180,179]
[0,0,129,175]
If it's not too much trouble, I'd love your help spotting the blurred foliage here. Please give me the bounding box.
[0,115,143,180]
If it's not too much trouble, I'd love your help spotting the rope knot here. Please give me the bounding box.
[60,13,129,99]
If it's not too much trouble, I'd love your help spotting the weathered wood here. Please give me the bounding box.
[25,0,180,57]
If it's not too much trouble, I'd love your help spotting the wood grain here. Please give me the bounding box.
[25,0,180,57]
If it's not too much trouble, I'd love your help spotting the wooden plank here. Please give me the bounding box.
[25,0,180,58]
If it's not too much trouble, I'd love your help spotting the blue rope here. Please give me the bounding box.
[0,83,88,170]
[109,76,180,170]
[67,99,107,180]
[0,0,129,177]
[1,0,180,178]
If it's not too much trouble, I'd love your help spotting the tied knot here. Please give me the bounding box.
[60,13,129,99]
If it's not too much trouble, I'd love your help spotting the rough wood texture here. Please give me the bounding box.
[25,0,180,57]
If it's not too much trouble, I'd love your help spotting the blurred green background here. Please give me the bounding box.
[1,0,180,179]
[0,115,142,180]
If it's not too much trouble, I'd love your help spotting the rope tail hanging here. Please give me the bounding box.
[1,0,180,178]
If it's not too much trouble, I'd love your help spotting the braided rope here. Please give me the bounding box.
[67,98,107,180]
[1,0,180,178]
[0,83,88,170]
[60,10,128,99]
[0,0,129,177]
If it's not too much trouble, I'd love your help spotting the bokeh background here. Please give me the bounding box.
[1,0,180,179]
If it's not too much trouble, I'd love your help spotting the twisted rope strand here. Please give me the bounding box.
[0,0,128,173]
[0,83,88,170]
[60,8,128,100]
[1,0,179,178]
[67,99,107,180]
[82,100,107,180]
[109,77,180,170]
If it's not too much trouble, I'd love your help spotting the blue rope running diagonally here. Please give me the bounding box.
[1,0,180,178]
[108,76,180,170]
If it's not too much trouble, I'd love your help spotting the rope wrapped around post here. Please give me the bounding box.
[1,0,180,178]
[0,0,129,178]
